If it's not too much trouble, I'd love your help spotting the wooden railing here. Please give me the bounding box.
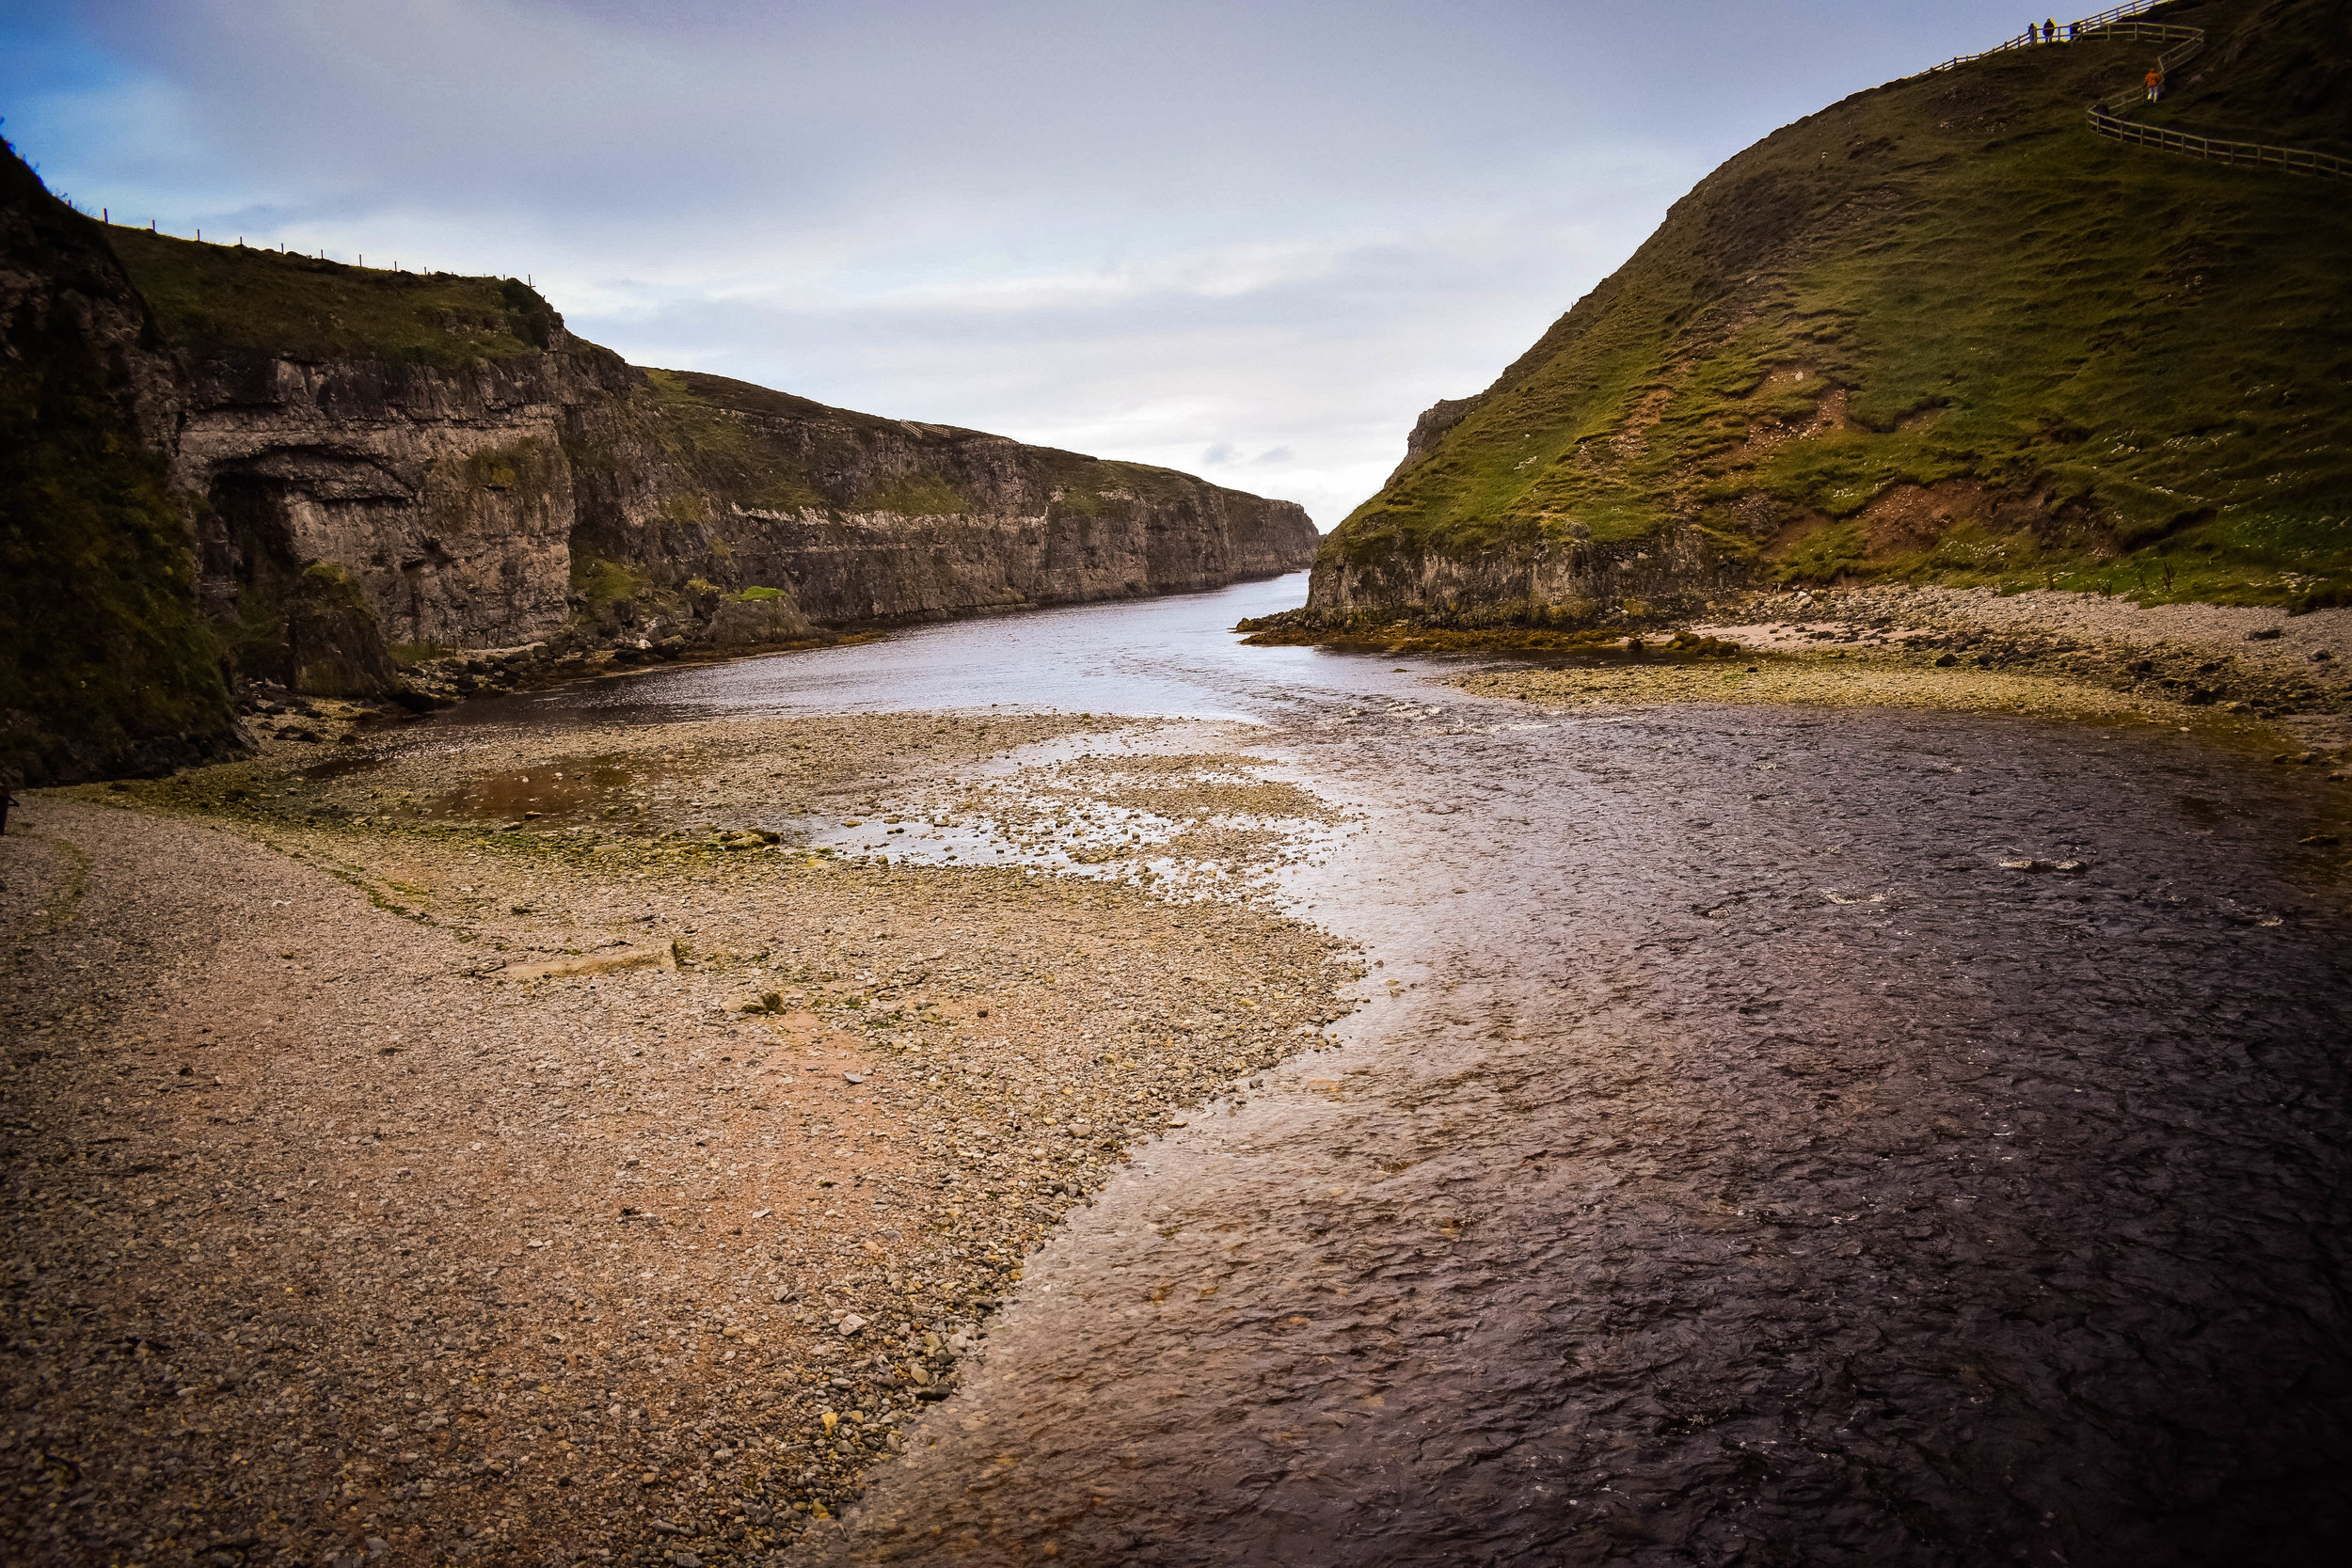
[2085,18,2206,111]
[2086,111,2352,177]
[1917,1,2162,74]
[1914,5,2349,182]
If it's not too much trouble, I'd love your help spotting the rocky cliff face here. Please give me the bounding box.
[0,143,238,784]
[7,149,1317,780]
[1304,522,1746,628]
[565,370,1315,635]
[178,348,632,662]
[106,236,1316,688]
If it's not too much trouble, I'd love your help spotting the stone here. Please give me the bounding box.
[169,341,1315,663]
[285,563,400,697]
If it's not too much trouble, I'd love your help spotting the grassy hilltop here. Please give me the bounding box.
[104,227,567,369]
[103,228,1259,531]
[1323,0,2352,610]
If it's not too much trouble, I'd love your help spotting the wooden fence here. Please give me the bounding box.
[1915,4,2349,182]
[2085,110,2352,177]
[1917,1,2163,74]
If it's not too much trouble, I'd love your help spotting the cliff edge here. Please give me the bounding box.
[1,147,1316,782]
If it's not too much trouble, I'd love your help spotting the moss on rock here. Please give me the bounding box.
[0,139,236,785]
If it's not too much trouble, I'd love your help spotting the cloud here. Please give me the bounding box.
[3,0,2042,526]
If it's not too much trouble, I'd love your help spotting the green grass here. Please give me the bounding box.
[636,367,1230,526]
[1323,0,2352,611]
[571,556,650,606]
[105,228,560,369]
[389,642,456,667]
[866,474,968,517]
[639,370,833,516]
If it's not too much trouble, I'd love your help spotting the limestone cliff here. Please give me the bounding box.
[105,228,1316,683]
[2,141,1316,781]
[568,370,1317,637]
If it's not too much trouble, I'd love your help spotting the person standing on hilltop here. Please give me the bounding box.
[2045,19,2057,42]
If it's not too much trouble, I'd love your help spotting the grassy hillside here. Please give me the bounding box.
[0,141,236,785]
[1327,0,2352,610]
[640,367,1272,518]
[106,227,562,368]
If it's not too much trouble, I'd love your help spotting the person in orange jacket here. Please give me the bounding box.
[2145,66,2165,102]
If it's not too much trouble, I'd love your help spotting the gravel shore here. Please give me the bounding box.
[1698,583,2352,743]
[1453,583,2352,778]
[1,710,1357,1567]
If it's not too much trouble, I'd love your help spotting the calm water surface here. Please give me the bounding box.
[440,575,1443,729]
[469,578,2352,1564]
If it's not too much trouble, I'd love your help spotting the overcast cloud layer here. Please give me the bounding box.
[3,1,2031,526]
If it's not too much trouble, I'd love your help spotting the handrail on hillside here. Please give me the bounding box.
[1916,0,2161,75]
[1913,5,2349,182]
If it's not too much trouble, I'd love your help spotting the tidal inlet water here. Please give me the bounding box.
[496,575,2349,1565]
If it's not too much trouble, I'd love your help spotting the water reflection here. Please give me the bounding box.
[436,573,1467,733]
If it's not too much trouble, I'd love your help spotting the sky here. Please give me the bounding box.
[2,1,2038,527]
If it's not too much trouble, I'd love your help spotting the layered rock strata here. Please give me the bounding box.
[168,341,1318,677]
[4,144,1315,778]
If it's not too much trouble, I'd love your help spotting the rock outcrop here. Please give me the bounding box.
[116,244,1317,684]
[3,143,1316,780]
[181,347,630,660]
[0,143,238,785]
[1302,522,1747,629]
[566,371,1315,634]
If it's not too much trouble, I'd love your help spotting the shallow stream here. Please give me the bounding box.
[427,576,2352,1564]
